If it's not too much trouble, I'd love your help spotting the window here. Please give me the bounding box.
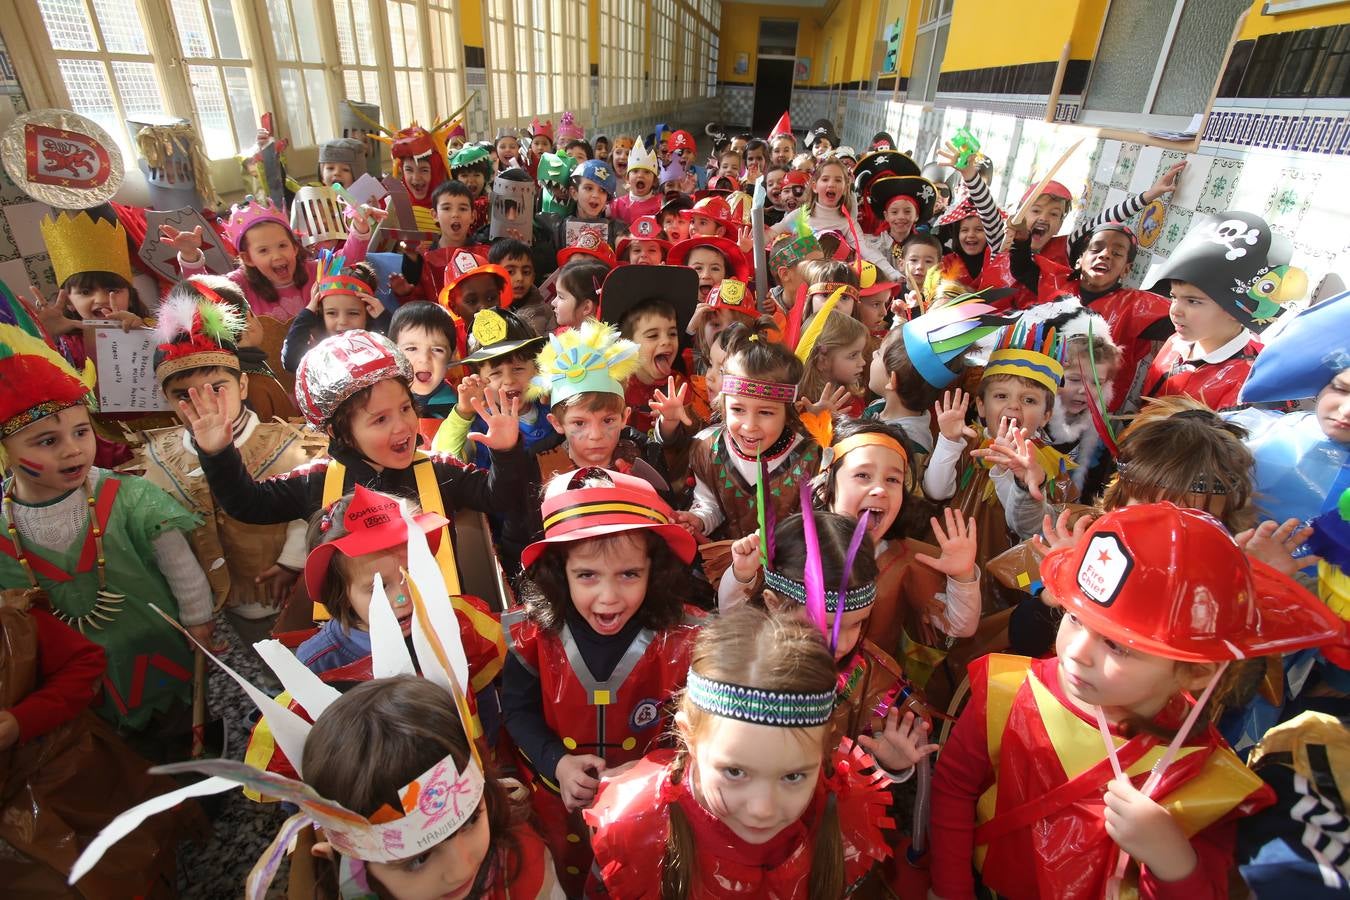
[333,0,381,106]
[427,0,466,120]
[707,30,718,99]
[909,0,952,102]
[1080,0,1249,127]
[35,0,168,153]
[651,0,675,106]
[168,0,261,158]
[600,0,645,113]
[483,0,586,126]
[385,0,428,126]
[262,0,332,147]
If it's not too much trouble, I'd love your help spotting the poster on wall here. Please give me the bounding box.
[795,57,811,82]
[735,53,749,75]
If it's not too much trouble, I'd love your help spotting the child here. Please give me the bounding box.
[1143,211,1301,412]
[527,117,555,161]
[935,191,995,287]
[716,147,743,180]
[771,157,855,248]
[608,139,661,225]
[449,144,493,233]
[614,215,670,266]
[40,209,148,350]
[901,233,943,300]
[139,280,318,623]
[767,230,825,326]
[604,265,699,435]
[439,249,513,333]
[609,134,635,182]
[866,327,944,457]
[550,259,606,331]
[743,138,768,183]
[563,139,592,165]
[1049,311,1121,491]
[681,334,819,548]
[770,122,796,167]
[0,323,212,738]
[531,320,685,491]
[70,556,556,900]
[169,195,373,320]
[806,118,838,158]
[922,323,1077,608]
[585,604,895,896]
[503,467,705,895]
[659,194,694,243]
[317,137,365,188]
[680,195,736,239]
[797,309,868,419]
[181,327,539,585]
[930,503,1343,900]
[434,308,553,470]
[389,300,457,421]
[862,174,938,280]
[494,127,524,170]
[389,123,450,209]
[395,180,481,304]
[689,278,759,370]
[667,234,750,303]
[556,159,623,249]
[489,238,555,336]
[281,257,390,371]
[593,133,611,162]
[789,260,861,346]
[857,261,898,346]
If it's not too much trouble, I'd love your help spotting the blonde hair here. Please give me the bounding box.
[798,310,867,403]
[663,606,842,899]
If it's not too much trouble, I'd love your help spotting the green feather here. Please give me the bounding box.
[197,299,245,343]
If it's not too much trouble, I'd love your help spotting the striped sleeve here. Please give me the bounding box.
[963,174,1005,251]
[1072,190,1147,243]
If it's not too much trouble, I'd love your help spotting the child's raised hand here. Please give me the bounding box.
[556,753,606,811]
[671,510,707,541]
[455,374,487,418]
[466,386,521,452]
[802,383,852,417]
[936,140,979,182]
[915,508,978,583]
[858,708,939,774]
[973,417,1046,500]
[1034,508,1092,553]
[729,531,763,585]
[1144,161,1187,202]
[347,203,386,235]
[362,292,386,320]
[651,376,693,436]
[934,389,975,442]
[27,285,81,335]
[1235,518,1319,577]
[159,223,205,261]
[107,310,145,332]
[388,273,415,298]
[1103,777,1198,883]
[179,383,234,454]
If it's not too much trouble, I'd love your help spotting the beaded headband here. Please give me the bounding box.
[807,281,860,301]
[765,568,876,613]
[720,373,798,403]
[1115,459,1240,496]
[685,670,835,728]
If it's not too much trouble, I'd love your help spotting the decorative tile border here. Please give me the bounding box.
[1202,110,1350,156]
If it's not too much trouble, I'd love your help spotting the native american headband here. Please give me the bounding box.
[69,506,484,898]
[765,568,876,613]
[685,670,836,728]
[720,373,799,403]
[823,432,908,477]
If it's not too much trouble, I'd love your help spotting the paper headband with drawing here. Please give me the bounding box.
[69,505,484,898]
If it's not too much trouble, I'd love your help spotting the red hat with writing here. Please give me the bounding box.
[303,484,447,600]
[1041,503,1344,662]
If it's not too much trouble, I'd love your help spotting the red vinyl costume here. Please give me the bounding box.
[930,654,1274,900]
[585,742,894,897]
[1143,333,1262,413]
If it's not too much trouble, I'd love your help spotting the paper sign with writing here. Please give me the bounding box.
[87,323,169,413]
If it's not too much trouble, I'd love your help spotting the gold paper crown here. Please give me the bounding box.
[40,212,133,287]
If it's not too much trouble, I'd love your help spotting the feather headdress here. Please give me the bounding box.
[153,278,246,384]
[532,318,639,406]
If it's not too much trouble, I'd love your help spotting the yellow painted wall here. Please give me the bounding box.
[1239,0,1350,38]
[717,1,827,85]
[943,0,1106,70]
[460,0,483,47]
[590,1,601,67]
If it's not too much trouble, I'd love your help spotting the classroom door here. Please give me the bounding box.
[752,58,795,134]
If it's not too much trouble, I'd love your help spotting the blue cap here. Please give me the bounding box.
[575,159,617,196]
[1239,291,1350,403]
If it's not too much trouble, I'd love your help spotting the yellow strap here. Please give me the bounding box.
[242,690,292,801]
[412,454,462,596]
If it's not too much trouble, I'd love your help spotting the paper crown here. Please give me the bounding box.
[1239,290,1350,403]
[522,467,696,568]
[69,502,486,895]
[532,318,639,406]
[658,156,686,186]
[557,111,584,143]
[290,184,348,247]
[769,230,822,271]
[224,195,289,251]
[295,330,412,427]
[528,117,554,142]
[152,280,245,383]
[983,319,1067,394]
[0,319,95,446]
[446,119,467,143]
[627,137,658,175]
[901,295,1015,389]
[39,211,133,286]
[769,112,793,141]
[314,251,374,302]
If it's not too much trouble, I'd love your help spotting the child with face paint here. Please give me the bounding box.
[930,503,1342,900]
[504,467,705,897]
[585,604,896,897]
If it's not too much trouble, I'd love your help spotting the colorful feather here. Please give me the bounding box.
[799,483,827,637]
[795,284,851,363]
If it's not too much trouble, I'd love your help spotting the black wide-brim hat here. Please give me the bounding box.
[599,265,699,351]
[867,175,939,222]
[851,149,922,197]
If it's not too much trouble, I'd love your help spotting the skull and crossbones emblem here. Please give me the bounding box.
[1205,219,1261,260]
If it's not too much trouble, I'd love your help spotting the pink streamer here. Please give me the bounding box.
[831,509,871,654]
[799,483,827,636]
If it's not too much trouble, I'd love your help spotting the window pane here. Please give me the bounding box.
[401,4,421,67]
[304,68,331,138]
[172,0,215,58]
[344,69,361,97]
[223,66,257,149]
[58,58,118,137]
[1082,0,1174,114]
[388,3,408,66]
[210,0,245,57]
[291,0,323,64]
[266,0,298,61]
[91,0,149,54]
[362,70,379,102]
[188,64,234,157]
[38,0,98,52]
[1151,0,1248,116]
[278,68,313,145]
[111,61,164,119]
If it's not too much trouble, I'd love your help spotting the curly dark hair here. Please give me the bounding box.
[326,376,417,453]
[519,528,695,635]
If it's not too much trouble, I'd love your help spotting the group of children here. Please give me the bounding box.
[2,103,1347,900]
